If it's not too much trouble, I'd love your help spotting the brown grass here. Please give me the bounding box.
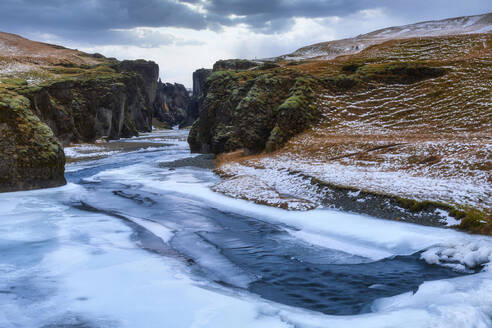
[218,33,492,221]
[0,31,100,67]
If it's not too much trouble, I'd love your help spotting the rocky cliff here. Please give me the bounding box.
[21,60,159,145]
[153,81,190,128]
[0,32,159,192]
[152,69,212,129]
[0,88,65,192]
[185,68,212,127]
[188,62,320,154]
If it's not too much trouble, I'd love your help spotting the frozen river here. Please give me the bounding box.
[1,130,491,328]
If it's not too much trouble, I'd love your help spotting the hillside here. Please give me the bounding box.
[189,15,492,234]
[278,12,492,61]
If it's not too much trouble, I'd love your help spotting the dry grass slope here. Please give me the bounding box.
[216,33,492,234]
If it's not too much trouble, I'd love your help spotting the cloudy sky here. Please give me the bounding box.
[0,0,490,86]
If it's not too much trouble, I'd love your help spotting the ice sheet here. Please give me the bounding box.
[1,130,492,327]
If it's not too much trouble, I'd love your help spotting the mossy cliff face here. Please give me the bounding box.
[0,57,158,192]
[0,91,66,192]
[19,60,159,145]
[188,66,321,154]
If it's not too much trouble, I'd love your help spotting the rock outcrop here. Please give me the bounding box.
[185,68,211,127]
[0,32,160,192]
[192,68,212,97]
[152,68,212,129]
[153,81,190,128]
[0,90,66,192]
[213,59,260,72]
[188,66,321,154]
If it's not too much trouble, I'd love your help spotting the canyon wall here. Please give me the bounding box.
[0,35,160,191]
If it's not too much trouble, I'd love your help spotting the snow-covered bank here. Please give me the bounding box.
[213,151,491,231]
[216,154,491,214]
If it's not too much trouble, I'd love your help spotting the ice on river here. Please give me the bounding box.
[1,131,492,328]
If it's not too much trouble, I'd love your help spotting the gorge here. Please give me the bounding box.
[1,11,492,328]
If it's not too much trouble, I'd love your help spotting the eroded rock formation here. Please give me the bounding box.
[152,68,212,129]
[153,81,190,128]
[188,66,321,154]
[23,60,158,145]
[0,32,160,191]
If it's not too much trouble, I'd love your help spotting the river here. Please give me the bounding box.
[1,129,491,328]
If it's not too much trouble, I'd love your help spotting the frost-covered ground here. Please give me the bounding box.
[1,130,492,327]
[216,151,491,214]
[226,32,492,219]
[0,31,103,85]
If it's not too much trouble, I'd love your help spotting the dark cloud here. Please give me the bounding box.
[0,0,209,43]
[203,0,491,33]
[204,0,363,17]
[0,0,490,44]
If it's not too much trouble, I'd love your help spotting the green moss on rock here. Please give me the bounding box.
[0,91,66,192]
[213,59,260,71]
[266,77,320,152]
[189,65,321,154]
[0,56,158,192]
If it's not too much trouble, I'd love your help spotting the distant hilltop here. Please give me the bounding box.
[276,12,492,61]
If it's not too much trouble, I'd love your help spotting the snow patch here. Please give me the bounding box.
[64,144,120,159]
[421,241,492,272]
[435,208,461,227]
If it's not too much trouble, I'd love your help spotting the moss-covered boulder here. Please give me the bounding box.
[0,92,65,192]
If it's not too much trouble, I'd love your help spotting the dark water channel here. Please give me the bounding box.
[64,143,466,316]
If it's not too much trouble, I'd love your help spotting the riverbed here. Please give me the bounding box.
[1,129,491,328]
